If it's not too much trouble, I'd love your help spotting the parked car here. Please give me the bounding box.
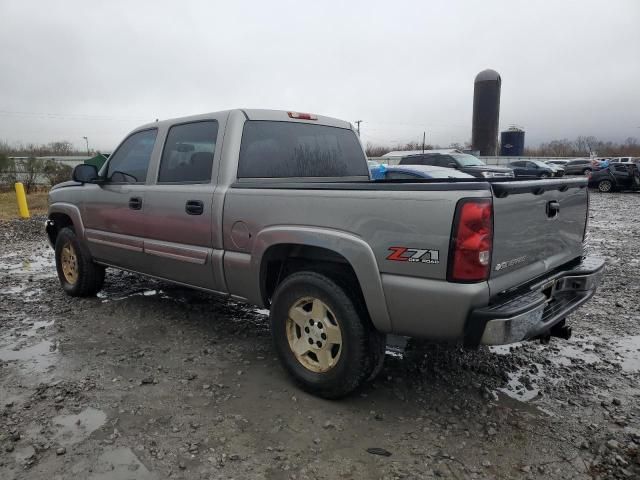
[610,156,640,166]
[588,163,640,192]
[547,158,593,175]
[545,163,565,177]
[399,152,514,178]
[46,108,603,398]
[508,160,557,178]
[370,164,475,180]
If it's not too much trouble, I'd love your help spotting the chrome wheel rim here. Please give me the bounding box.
[599,181,612,192]
[60,242,78,284]
[286,297,342,373]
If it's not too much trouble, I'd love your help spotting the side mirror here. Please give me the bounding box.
[72,164,100,183]
[447,162,457,168]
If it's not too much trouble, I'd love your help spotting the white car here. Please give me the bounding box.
[611,156,640,165]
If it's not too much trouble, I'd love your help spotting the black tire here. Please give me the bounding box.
[598,180,613,193]
[583,168,592,175]
[55,227,105,296]
[540,173,550,179]
[270,271,385,399]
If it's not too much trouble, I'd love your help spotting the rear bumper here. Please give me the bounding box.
[466,256,605,346]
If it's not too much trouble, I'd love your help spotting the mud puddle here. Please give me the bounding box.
[0,339,58,375]
[87,447,156,480]
[50,407,107,446]
[614,335,640,372]
[0,248,54,279]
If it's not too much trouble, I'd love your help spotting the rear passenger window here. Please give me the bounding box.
[158,121,218,183]
[238,121,368,178]
[434,157,451,167]
[107,129,157,183]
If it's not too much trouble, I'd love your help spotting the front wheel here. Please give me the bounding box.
[540,173,550,179]
[55,227,105,296]
[583,168,592,175]
[270,271,385,399]
[598,180,613,193]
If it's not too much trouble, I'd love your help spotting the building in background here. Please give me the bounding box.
[500,126,525,156]
[471,69,501,156]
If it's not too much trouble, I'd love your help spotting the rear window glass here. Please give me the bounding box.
[238,121,367,178]
[158,121,218,183]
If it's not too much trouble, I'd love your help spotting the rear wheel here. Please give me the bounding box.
[598,180,613,193]
[583,168,592,175]
[55,227,105,296]
[270,271,385,399]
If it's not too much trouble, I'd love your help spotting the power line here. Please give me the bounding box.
[0,110,150,121]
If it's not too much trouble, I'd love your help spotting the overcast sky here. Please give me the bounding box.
[1,0,638,152]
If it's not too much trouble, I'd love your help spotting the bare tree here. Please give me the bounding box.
[0,153,17,189]
[43,159,73,186]
[16,157,45,193]
[46,141,74,156]
[365,143,391,157]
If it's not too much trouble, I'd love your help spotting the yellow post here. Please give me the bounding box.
[15,182,30,219]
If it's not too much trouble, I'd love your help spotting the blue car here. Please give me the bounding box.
[370,164,475,180]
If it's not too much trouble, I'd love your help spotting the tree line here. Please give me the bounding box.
[365,136,640,158]
[0,154,73,193]
[0,139,91,192]
[0,139,89,157]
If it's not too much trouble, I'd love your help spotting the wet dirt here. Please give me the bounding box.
[1,192,639,479]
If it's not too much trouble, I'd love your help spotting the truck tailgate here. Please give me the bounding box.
[488,178,588,297]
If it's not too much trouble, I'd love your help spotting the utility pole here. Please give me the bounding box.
[82,136,90,157]
[422,131,426,153]
[354,120,363,136]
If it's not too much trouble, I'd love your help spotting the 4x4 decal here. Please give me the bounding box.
[387,247,440,264]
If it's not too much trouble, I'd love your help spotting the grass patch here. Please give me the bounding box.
[0,190,49,220]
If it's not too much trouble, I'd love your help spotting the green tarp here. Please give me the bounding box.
[84,153,109,170]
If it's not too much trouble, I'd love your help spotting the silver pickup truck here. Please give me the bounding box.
[46,109,604,398]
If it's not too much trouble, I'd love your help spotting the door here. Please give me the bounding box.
[509,161,527,177]
[612,164,632,188]
[143,120,222,290]
[83,129,158,269]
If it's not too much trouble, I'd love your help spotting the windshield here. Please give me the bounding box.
[531,160,550,168]
[451,154,485,166]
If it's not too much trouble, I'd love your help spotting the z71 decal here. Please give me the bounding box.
[387,247,440,264]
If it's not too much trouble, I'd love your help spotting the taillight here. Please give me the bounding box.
[448,198,493,282]
[287,112,317,120]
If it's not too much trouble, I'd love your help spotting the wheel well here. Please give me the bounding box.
[47,213,74,245]
[260,244,365,308]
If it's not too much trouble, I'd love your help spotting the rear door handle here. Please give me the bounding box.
[185,200,204,215]
[546,200,560,218]
[129,197,142,210]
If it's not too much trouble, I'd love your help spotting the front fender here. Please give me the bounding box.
[252,226,392,333]
[48,202,86,240]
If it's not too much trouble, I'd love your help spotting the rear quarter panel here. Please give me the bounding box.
[222,185,492,335]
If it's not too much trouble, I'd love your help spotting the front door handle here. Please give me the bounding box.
[185,200,204,215]
[129,197,142,210]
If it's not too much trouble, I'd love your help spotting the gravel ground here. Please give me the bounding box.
[0,191,639,479]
